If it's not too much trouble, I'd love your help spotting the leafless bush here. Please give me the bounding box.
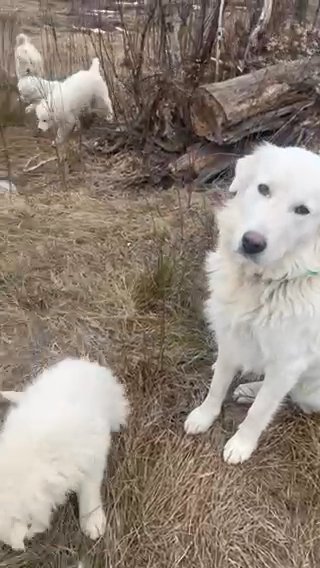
[0,0,318,146]
[0,10,19,77]
[87,0,314,146]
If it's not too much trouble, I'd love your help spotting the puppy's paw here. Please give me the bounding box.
[25,104,33,114]
[81,507,106,540]
[184,404,218,435]
[10,540,25,552]
[223,432,256,464]
[9,521,27,551]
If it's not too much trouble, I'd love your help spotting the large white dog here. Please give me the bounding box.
[185,142,320,464]
[35,57,114,145]
[14,33,44,79]
[17,75,60,114]
[0,357,128,550]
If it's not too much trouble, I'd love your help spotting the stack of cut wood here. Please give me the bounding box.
[170,56,320,184]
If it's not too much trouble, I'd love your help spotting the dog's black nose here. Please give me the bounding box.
[241,231,267,255]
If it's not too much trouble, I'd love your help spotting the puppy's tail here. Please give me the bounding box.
[15,33,29,46]
[105,370,129,432]
[89,57,101,75]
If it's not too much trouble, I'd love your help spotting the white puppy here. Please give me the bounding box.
[35,58,113,145]
[185,142,320,464]
[17,75,60,114]
[15,33,44,79]
[0,357,128,550]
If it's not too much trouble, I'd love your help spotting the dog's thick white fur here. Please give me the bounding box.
[35,58,113,145]
[185,142,320,464]
[15,33,44,79]
[0,357,128,550]
[17,76,60,114]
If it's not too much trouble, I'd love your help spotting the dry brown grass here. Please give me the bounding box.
[1,1,320,567]
[0,125,320,567]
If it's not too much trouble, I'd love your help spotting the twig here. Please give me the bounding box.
[215,0,226,82]
[23,156,57,173]
[23,154,40,170]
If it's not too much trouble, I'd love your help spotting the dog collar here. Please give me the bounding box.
[305,269,320,277]
[297,381,319,395]
[267,269,320,283]
[264,269,320,282]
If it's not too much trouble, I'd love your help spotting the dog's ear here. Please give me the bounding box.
[229,154,256,194]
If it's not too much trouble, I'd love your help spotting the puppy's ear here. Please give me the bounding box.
[229,154,256,195]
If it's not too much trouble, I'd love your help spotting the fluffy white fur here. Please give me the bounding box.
[17,76,60,114]
[185,142,320,464]
[15,33,44,79]
[0,357,128,550]
[35,58,114,145]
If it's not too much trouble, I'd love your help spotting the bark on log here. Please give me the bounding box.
[190,56,320,144]
[169,121,301,182]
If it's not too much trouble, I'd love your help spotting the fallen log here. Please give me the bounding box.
[169,141,240,178]
[190,56,320,144]
[169,117,304,184]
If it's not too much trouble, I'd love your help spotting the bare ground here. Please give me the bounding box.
[1,2,320,567]
[0,122,320,568]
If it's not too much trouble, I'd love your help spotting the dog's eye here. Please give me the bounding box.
[257,183,270,197]
[294,204,310,215]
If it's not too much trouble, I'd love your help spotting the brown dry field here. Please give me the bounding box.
[1,2,320,568]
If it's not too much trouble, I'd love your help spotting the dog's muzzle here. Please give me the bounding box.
[240,231,267,255]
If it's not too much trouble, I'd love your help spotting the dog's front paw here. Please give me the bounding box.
[81,507,106,540]
[184,404,218,435]
[223,432,256,464]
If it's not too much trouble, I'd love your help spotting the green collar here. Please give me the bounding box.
[305,269,320,276]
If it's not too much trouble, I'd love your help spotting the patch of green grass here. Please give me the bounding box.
[133,251,175,312]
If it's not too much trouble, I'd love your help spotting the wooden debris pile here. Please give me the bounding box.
[170,55,320,188]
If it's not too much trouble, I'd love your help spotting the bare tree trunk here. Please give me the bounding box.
[215,0,227,81]
[295,0,309,22]
[242,0,273,69]
[313,0,320,26]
